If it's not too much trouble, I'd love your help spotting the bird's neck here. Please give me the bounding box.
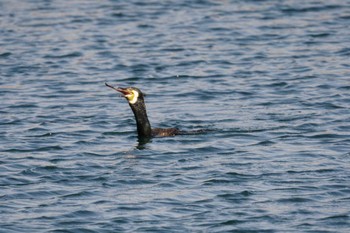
[129,100,152,138]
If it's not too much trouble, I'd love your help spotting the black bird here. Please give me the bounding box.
[106,83,182,140]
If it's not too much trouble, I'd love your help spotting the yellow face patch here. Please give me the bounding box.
[125,89,139,104]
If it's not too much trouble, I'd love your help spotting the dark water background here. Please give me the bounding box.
[1,0,350,232]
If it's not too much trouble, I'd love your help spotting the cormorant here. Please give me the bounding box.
[106,83,183,140]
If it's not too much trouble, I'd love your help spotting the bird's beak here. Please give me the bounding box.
[105,83,131,96]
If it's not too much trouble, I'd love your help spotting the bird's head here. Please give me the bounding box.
[105,83,144,104]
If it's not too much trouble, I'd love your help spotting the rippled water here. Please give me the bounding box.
[1,0,350,232]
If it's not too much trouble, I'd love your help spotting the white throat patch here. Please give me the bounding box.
[127,90,139,104]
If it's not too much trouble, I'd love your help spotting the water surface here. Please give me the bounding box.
[1,0,350,232]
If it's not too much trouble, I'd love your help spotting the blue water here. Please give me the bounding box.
[1,0,350,232]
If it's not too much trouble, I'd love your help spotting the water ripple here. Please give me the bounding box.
[1,0,350,232]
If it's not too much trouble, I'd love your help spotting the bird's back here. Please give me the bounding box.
[151,128,180,137]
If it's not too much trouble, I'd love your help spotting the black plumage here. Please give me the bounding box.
[106,83,181,140]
